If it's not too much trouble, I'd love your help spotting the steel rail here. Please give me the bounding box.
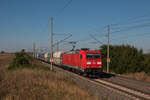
[94,79,150,100]
[69,72,149,100]
[42,62,150,100]
[62,67,150,100]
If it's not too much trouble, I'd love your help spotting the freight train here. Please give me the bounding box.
[38,49,103,75]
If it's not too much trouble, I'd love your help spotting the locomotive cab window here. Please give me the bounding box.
[86,53,100,59]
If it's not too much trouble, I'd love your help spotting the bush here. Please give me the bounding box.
[8,49,52,71]
[100,45,144,74]
[143,53,150,75]
[0,51,5,54]
[8,49,32,70]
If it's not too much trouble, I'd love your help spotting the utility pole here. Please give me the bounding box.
[107,25,110,73]
[50,17,53,70]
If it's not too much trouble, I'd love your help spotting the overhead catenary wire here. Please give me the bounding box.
[52,0,73,51]
[110,18,150,31]
[111,32,150,41]
[107,13,150,45]
[54,4,150,52]
[110,22,150,34]
[89,34,104,45]
[55,0,73,17]
[110,12,150,27]
[88,12,150,38]
[53,33,72,47]
[77,13,150,51]
[113,18,150,27]
[87,24,107,35]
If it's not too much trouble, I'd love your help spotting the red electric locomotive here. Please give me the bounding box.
[62,49,103,74]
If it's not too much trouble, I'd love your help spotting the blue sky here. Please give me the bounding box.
[0,0,150,53]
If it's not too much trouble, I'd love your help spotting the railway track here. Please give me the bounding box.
[69,72,150,100]
[101,74,150,95]
[43,62,150,100]
[93,78,150,100]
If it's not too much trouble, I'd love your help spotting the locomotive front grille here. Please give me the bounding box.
[84,68,103,74]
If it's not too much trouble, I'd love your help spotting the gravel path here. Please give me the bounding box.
[101,73,150,95]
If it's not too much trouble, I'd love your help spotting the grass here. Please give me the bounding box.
[8,60,52,71]
[0,53,100,100]
[103,68,150,83]
[121,72,150,83]
[0,54,14,68]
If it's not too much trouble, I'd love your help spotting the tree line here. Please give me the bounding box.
[100,45,150,75]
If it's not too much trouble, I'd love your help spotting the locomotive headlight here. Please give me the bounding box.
[97,62,102,64]
[87,62,91,64]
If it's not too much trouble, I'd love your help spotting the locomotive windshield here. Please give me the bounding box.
[86,53,100,59]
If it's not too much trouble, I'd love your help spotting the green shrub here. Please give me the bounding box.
[100,45,144,74]
[143,53,150,75]
[8,49,32,70]
[8,49,53,71]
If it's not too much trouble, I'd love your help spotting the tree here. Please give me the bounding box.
[0,51,5,54]
[100,45,144,74]
[143,53,150,74]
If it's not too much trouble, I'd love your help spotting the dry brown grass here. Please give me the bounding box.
[0,54,14,68]
[31,59,47,67]
[0,54,100,100]
[121,72,150,83]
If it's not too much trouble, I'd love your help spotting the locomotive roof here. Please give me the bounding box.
[64,50,100,54]
[80,50,100,53]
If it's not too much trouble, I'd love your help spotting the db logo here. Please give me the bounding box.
[93,62,96,64]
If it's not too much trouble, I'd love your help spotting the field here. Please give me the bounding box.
[0,54,99,100]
